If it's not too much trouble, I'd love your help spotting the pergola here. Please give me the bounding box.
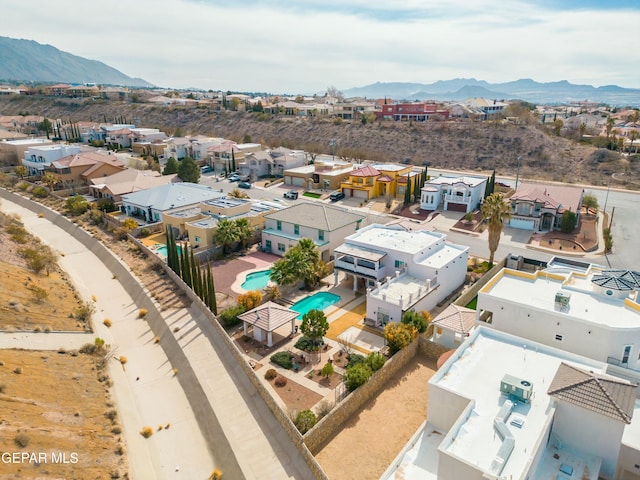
[238,302,299,347]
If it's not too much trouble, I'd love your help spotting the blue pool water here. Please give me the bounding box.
[241,269,273,290]
[291,292,341,319]
[156,245,182,258]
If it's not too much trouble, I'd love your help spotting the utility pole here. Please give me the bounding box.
[515,156,521,191]
[330,138,337,161]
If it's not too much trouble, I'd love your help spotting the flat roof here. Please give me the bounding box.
[481,269,640,329]
[426,175,487,187]
[368,274,430,308]
[4,138,52,146]
[432,328,606,480]
[346,225,443,255]
[334,244,387,262]
[417,244,466,269]
[622,400,640,450]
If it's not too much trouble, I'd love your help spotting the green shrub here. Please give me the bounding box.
[66,196,89,215]
[139,227,151,238]
[401,310,428,334]
[31,186,48,198]
[560,210,577,233]
[366,352,386,372]
[294,409,317,434]
[218,305,246,327]
[346,353,366,368]
[270,351,293,369]
[96,198,117,212]
[74,301,96,322]
[344,362,373,392]
[294,336,323,352]
[264,368,277,380]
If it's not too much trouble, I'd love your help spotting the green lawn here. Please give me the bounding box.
[303,192,321,199]
[465,297,478,310]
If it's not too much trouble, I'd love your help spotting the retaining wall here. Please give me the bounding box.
[304,337,420,455]
[454,256,507,308]
[0,188,246,480]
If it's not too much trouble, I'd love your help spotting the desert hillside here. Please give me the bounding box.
[1,96,636,186]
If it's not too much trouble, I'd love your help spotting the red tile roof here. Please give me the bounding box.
[511,183,583,213]
[350,165,380,177]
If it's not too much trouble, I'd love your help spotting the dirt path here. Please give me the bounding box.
[315,354,436,480]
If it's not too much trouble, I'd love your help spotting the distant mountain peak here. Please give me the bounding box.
[342,78,640,106]
[0,36,154,87]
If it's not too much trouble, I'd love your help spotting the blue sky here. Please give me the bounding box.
[3,0,640,94]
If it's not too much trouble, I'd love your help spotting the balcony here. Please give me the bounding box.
[444,194,472,204]
[335,257,385,280]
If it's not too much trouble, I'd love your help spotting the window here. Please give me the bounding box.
[294,224,299,235]
[622,345,631,365]
[276,220,282,231]
[318,230,324,241]
[555,334,563,341]
[265,240,272,250]
[277,243,286,252]
[195,236,201,242]
[394,260,405,269]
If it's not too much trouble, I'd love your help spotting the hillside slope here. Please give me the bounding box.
[0,96,634,186]
[0,36,152,87]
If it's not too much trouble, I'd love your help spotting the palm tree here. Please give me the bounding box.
[606,116,615,140]
[213,218,238,254]
[481,193,511,265]
[234,218,254,250]
[628,130,639,154]
[270,257,297,286]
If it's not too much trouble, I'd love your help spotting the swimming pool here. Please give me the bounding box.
[156,244,182,258]
[291,292,341,319]
[241,269,272,290]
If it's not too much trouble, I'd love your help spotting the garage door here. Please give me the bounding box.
[284,176,292,185]
[446,202,468,212]
[353,189,369,199]
[291,176,305,187]
[510,218,535,230]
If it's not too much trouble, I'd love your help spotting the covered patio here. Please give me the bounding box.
[238,302,299,347]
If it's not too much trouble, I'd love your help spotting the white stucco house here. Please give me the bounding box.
[382,326,640,480]
[476,257,640,373]
[22,144,82,175]
[420,175,487,213]
[260,203,364,262]
[333,224,469,325]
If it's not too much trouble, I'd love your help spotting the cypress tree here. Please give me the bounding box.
[180,244,191,287]
[207,263,217,315]
[404,178,411,205]
[231,150,236,172]
[190,248,200,296]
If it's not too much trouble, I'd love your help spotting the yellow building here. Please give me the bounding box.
[340,163,413,200]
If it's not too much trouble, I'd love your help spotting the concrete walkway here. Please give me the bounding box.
[0,199,215,480]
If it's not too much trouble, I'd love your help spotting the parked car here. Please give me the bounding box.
[238,181,252,189]
[283,190,299,200]
[228,173,241,182]
[200,165,214,173]
[239,175,251,182]
[329,190,345,201]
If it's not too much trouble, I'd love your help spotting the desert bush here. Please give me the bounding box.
[96,198,117,213]
[137,308,147,318]
[115,444,125,456]
[139,227,151,237]
[104,409,118,423]
[270,351,293,369]
[6,223,28,243]
[154,336,160,344]
[209,469,223,480]
[31,186,48,198]
[14,433,30,448]
[157,425,163,431]
[79,338,109,356]
[66,196,89,215]
[294,409,317,434]
[172,368,179,376]
[366,352,386,372]
[18,246,57,274]
[218,304,246,327]
[237,290,262,310]
[0,383,6,393]
[264,368,278,380]
[119,356,127,366]
[344,362,373,392]
[383,322,418,355]
[74,301,95,322]
[103,319,112,327]
[29,284,48,303]
[315,399,334,419]
[13,367,22,374]
[274,376,288,387]
[140,426,153,438]
[111,425,122,435]
[346,353,366,368]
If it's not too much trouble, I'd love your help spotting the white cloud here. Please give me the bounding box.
[3,0,639,92]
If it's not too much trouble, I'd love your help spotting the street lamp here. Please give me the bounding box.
[329,138,337,161]
[515,156,522,191]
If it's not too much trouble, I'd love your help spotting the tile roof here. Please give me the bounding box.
[377,175,393,182]
[265,202,364,231]
[547,362,637,424]
[511,183,583,213]
[238,302,298,332]
[431,304,476,334]
[90,169,177,196]
[350,165,380,177]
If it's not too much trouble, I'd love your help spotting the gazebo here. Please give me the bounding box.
[238,302,299,347]
[431,304,476,349]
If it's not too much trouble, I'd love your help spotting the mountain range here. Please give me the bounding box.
[342,78,640,106]
[0,36,153,87]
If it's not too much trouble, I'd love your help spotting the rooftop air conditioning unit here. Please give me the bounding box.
[554,291,571,312]
[500,374,533,403]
